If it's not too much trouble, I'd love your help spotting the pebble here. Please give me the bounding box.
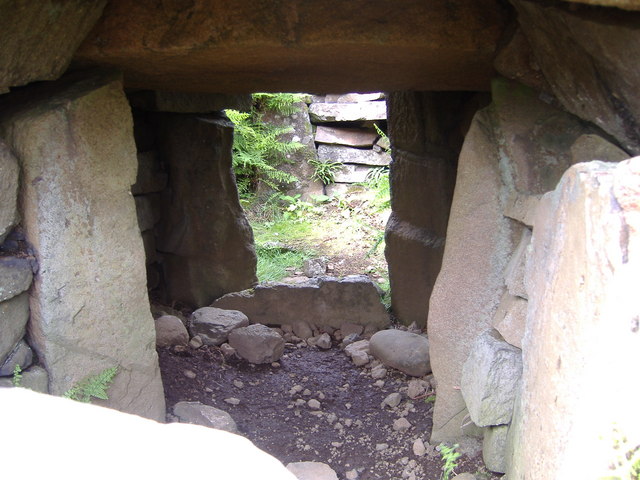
[374,380,385,388]
[393,417,412,431]
[351,350,370,366]
[303,388,312,396]
[413,438,427,457]
[383,392,402,408]
[224,397,241,406]
[344,418,353,427]
[189,335,203,349]
[204,387,213,393]
[233,380,244,389]
[271,362,281,368]
[316,333,332,349]
[289,385,303,395]
[308,399,321,410]
[220,343,236,357]
[331,442,343,447]
[295,399,306,407]
[183,369,196,379]
[407,379,428,399]
[326,413,337,424]
[376,443,389,452]
[345,403,352,410]
[318,391,326,400]
[334,422,343,430]
[370,365,387,379]
[346,469,359,480]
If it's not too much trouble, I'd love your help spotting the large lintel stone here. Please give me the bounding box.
[0,70,165,420]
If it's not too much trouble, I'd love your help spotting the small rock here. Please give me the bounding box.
[413,438,427,457]
[303,257,327,277]
[317,391,326,400]
[407,379,428,399]
[189,307,249,346]
[189,335,204,349]
[341,333,362,348]
[286,461,339,480]
[351,350,370,366]
[374,380,385,388]
[345,403,352,409]
[233,380,244,389]
[290,384,303,395]
[295,399,306,407]
[393,417,412,431]
[303,388,312,396]
[155,315,189,347]
[220,343,236,357]
[224,397,241,406]
[326,413,337,424]
[316,333,332,349]
[346,469,359,480]
[308,399,321,410]
[370,330,431,377]
[228,324,285,364]
[183,369,196,379]
[370,364,387,379]
[376,443,389,451]
[383,392,402,408]
[271,362,281,368]
[173,401,238,433]
[344,419,353,427]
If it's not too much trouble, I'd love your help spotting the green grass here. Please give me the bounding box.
[255,244,314,282]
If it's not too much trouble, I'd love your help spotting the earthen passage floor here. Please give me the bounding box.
[159,344,497,480]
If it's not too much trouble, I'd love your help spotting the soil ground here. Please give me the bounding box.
[159,341,500,480]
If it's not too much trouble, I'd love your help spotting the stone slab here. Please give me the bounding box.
[333,164,375,184]
[318,144,391,166]
[213,275,389,331]
[491,293,527,350]
[315,126,378,147]
[0,70,165,420]
[309,101,386,123]
[483,424,509,474]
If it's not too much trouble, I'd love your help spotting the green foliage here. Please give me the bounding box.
[226,108,302,196]
[425,394,436,404]
[12,364,22,387]
[63,366,118,404]
[439,443,461,480]
[252,92,306,115]
[255,243,314,283]
[309,158,342,185]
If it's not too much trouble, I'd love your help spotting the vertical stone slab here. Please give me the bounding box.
[507,158,640,478]
[0,71,165,420]
[427,108,514,443]
[385,92,457,327]
[155,113,257,307]
[0,140,19,242]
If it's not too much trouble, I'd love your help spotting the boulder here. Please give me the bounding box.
[189,308,249,347]
[228,324,285,364]
[213,276,389,330]
[512,0,640,154]
[0,140,19,243]
[1,388,297,479]
[0,0,106,91]
[318,144,391,167]
[309,101,386,123]
[315,126,377,147]
[131,151,168,195]
[19,366,49,394]
[154,113,258,307]
[0,292,29,365]
[483,424,509,474]
[460,330,522,427]
[0,70,165,420]
[173,401,238,433]
[507,159,640,479]
[491,294,527,350]
[286,461,339,480]
[369,330,430,377]
[0,340,33,376]
[74,1,505,93]
[154,315,189,347]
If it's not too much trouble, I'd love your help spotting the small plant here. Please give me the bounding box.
[425,394,437,404]
[63,366,118,403]
[252,92,307,115]
[439,443,461,480]
[309,157,342,185]
[12,364,22,387]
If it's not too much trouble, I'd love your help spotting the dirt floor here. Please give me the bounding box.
[158,341,500,480]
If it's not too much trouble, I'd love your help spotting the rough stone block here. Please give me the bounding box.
[154,315,189,347]
[333,164,375,183]
[483,424,509,474]
[570,134,629,164]
[213,275,389,330]
[503,192,541,228]
[0,0,106,90]
[460,330,522,427]
[491,293,527,350]
[315,126,377,147]
[0,292,29,365]
[0,70,165,420]
[0,140,19,243]
[0,340,33,376]
[317,144,391,167]
[155,113,257,307]
[508,158,640,479]
[20,366,49,394]
[331,93,385,103]
[132,151,168,195]
[0,257,33,302]
[309,101,386,123]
